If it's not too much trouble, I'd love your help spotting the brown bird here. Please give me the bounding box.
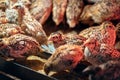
[41,31,86,54]
[66,0,84,28]
[0,34,40,59]
[52,0,67,25]
[43,21,117,74]
[12,1,48,45]
[30,0,52,25]
[82,61,120,80]
[80,0,120,25]
[44,44,84,74]
[79,21,116,46]
[48,31,86,48]
[43,38,120,74]
[0,23,23,38]
[83,38,120,65]
[48,31,66,48]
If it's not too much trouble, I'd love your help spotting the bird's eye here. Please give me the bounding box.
[108,25,113,29]
[53,36,56,39]
[105,24,113,28]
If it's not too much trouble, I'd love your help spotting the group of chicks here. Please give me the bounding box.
[1,0,119,28]
[30,0,120,28]
[0,0,120,80]
[43,21,120,80]
[0,0,48,59]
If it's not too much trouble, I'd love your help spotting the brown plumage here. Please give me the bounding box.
[79,21,116,46]
[48,31,66,48]
[48,31,86,48]
[0,23,23,38]
[44,44,84,74]
[44,37,120,74]
[30,0,52,24]
[66,0,84,28]
[83,38,120,65]
[13,2,48,45]
[82,61,120,80]
[0,34,40,59]
[44,21,117,74]
[52,0,67,25]
[80,0,120,25]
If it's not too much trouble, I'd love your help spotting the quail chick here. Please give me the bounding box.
[42,31,86,54]
[79,21,116,46]
[0,23,23,38]
[53,0,67,25]
[44,38,120,74]
[66,0,84,28]
[48,31,66,48]
[30,0,52,24]
[0,34,40,59]
[80,0,120,25]
[83,38,120,65]
[44,44,84,74]
[82,61,120,80]
[48,31,87,48]
[13,1,48,45]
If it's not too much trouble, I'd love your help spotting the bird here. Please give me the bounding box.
[80,0,120,25]
[79,21,116,46]
[82,61,120,80]
[43,44,84,75]
[43,38,120,75]
[48,31,87,48]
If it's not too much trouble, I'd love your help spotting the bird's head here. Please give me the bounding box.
[100,21,116,45]
[48,31,64,43]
